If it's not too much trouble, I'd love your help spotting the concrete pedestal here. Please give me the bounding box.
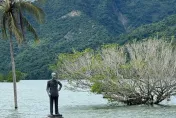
[47,114,63,118]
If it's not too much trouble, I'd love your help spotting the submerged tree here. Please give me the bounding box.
[55,39,176,105]
[0,0,45,109]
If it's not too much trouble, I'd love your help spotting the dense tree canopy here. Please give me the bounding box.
[1,0,176,79]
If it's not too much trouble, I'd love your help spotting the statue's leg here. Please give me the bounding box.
[55,96,59,114]
[50,96,54,115]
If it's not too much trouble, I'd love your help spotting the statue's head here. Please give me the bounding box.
[51,72,57,79]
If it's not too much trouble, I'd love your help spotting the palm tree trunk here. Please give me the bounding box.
[9,36,18,109]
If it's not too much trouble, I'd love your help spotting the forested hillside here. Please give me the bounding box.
[1,0,176,80]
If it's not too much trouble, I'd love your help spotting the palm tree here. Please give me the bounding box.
[0,0,45,109]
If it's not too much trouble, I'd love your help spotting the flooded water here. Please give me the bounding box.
[1,80,176,118]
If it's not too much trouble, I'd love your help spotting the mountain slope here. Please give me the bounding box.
[118,14,176,43]
[1,0,176,79]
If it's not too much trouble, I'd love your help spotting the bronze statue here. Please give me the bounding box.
[46,72,62,117]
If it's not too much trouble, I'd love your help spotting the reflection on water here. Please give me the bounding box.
[1,80,176,118]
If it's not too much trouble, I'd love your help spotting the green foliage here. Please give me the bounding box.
[0,73,5,82]
[119,15,176,43]
[1,0,176,80]
[90,74,108,93]
[0,71,26,82]
[91,82,103,94]
[6,71,26,82]
[120,64,131,69]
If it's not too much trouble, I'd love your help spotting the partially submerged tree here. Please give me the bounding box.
[0,0,45,109]
[55,39,176,105]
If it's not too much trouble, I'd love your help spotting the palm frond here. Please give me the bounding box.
[0,4,5,20]
[17,1,45,23]
[0,0,44,44]
[1,12,8,39]
[19,9,25,41]
[9,12,23,43]
[0,5,5,11]
[35,0,46,5]
[5,0,10,9]
[21,15,39,43]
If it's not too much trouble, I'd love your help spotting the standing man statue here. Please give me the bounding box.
[46,72,62,116]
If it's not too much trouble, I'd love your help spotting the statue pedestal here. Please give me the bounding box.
[47,114,63,118]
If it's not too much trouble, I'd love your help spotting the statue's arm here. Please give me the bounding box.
[46,81,50,96]
[58,81,62,91]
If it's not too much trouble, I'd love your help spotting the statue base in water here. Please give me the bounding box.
[47,114,63,118]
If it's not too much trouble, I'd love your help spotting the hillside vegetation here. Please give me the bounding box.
[1,0,176,79]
